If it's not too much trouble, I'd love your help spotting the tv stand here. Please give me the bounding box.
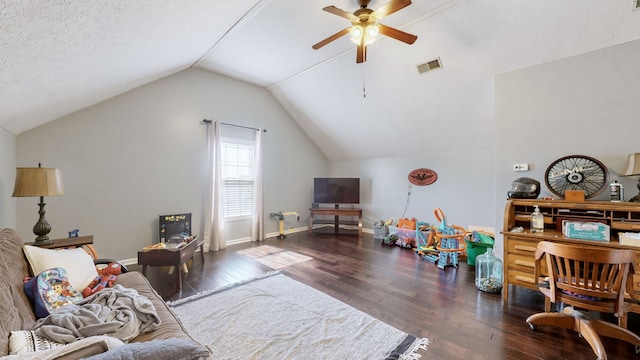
[308,206,362,237]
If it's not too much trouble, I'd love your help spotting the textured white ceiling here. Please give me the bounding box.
[2,1,640,160]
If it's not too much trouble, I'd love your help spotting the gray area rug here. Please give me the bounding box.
[168,272,428,360]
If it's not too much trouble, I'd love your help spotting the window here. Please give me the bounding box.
[221,139,255,219]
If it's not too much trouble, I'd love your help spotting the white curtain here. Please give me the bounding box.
[203,121,226,252]
[251,129,265,241]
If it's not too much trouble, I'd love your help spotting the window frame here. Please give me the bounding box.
[220,137,255,221]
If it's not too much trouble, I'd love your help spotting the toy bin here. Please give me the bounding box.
[388,226,430,249]
[464,231,495,266]
[373,223,388,240]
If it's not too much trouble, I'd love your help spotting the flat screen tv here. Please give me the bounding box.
[313,177,360,204]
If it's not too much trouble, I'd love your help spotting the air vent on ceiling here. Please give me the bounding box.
[417,58,442,74]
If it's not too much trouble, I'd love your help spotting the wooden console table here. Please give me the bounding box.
[308,207,362,237]
[137,239,204,293]
[502,199,640,314]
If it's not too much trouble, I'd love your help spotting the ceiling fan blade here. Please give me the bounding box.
[378,24,417,44]
[323,6,359,21]
[371,0,411,20]
[312,28,350,50]
[357,44,366,63]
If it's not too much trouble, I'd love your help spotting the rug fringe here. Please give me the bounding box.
[400,337,430,360]
[166,270,282,307]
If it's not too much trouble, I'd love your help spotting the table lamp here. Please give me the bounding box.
[12,164,64,244]
[622,153,640,202]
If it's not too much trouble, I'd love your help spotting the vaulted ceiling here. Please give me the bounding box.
[2,1,639,160]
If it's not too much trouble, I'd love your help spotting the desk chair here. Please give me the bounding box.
[526,241,640,359]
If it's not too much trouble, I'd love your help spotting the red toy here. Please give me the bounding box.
[82,262,122,297]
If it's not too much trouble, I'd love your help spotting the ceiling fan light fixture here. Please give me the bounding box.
[312,0,416,63]
[350,23,379,46]
[365,23,379,41]
[349,25,364,45]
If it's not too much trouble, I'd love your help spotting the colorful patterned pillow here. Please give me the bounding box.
[24,267,83,319]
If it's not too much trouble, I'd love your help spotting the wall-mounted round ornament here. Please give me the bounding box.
[408,168,438,186]
[544,155,609,199]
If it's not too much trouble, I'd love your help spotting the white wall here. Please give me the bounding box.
[330,150,496,232]
[16,68,327,260]
[495,39,640,256]
[0,127,16,228]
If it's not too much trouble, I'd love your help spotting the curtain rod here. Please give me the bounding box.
[202,119,266,132]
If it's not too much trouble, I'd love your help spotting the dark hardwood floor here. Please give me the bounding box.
[130,232,640,360]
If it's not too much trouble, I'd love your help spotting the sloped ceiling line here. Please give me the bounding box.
[191,0,272,68]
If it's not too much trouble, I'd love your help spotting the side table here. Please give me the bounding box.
[137,239,204,293]
[25,235,98,259]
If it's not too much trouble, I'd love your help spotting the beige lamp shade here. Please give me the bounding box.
[622,153,640,177]
[12,167,64,197]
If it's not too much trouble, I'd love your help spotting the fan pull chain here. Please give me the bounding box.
[362,77,366,98]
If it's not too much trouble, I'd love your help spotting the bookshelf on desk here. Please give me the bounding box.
[308,206,363,237]
[502,199,640,314]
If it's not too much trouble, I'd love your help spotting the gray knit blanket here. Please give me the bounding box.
[32,285,160,344]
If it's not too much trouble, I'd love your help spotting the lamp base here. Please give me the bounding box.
[629,194,640,203]
[633,179,640,202]
[32,197,53,245]
[33,236,52,245]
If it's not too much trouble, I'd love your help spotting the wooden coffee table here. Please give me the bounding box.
[137,239,204,293]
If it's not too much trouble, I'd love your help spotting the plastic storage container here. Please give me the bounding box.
[465,242,492,266]
[475,249,503,293]
[465,231,495,266]
[388,226,430,248]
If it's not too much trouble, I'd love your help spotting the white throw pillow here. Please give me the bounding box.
[9,330,64,354]
[23,245,98,291]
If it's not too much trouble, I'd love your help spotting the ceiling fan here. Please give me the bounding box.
[312,0,417,63]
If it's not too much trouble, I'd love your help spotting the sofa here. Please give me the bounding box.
[0,227,211,359]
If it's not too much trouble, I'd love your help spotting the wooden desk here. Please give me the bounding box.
[502,199,640,314]
[137,239,204,293]
[308,207,362,237]
[26,236,98,259]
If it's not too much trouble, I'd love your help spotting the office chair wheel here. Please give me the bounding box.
[636,345,640,354]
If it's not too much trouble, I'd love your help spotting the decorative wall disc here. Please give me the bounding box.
[408,168,438,186]
[544,155,609,199]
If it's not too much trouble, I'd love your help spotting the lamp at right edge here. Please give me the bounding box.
[622,153,640,202]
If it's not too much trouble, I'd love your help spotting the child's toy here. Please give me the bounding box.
[416,208,467,268]
[270,211,299,239]
[82,262,122,297]
[382,233,399,246]
[414,221,430,250]
[397,217,417,230]
[431,208,467,269]
[415,220,438,260]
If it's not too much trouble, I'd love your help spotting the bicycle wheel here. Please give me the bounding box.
[544,155,609,199]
